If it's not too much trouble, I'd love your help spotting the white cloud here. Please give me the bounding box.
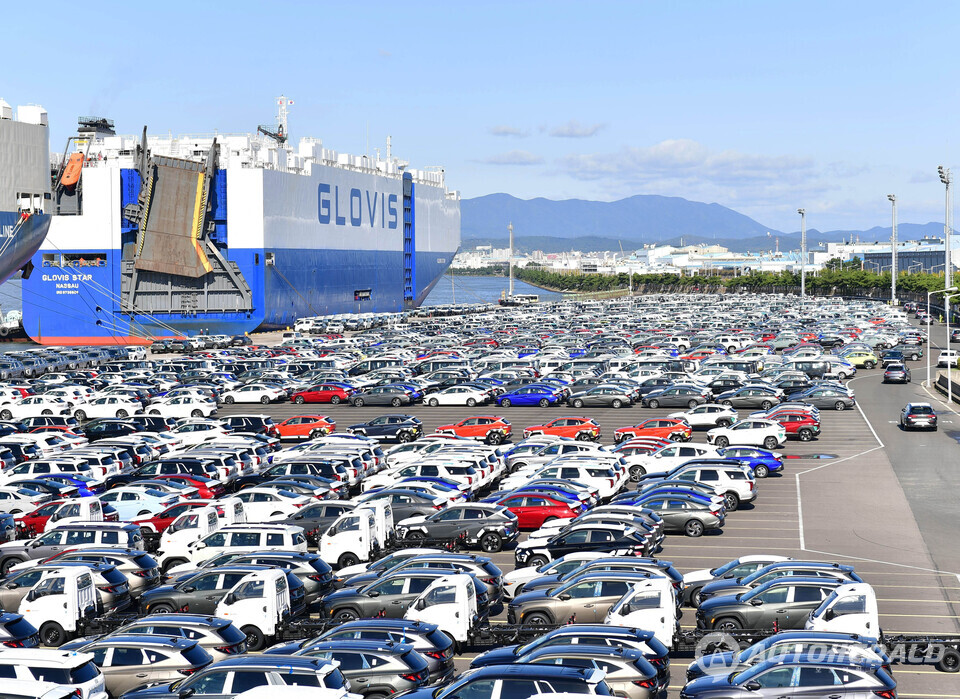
[489,125,529,137]
[478,150,544,166]
[550,120,605,138]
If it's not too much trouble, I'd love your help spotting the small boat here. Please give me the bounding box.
[60,152,84,188]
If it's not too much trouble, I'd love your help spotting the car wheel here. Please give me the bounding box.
[429,398,439,407]
[612,398,624,409]
[116,409,128,418]
[723,492,740,511]
[798,428,813,441]
[647,399,660,409]
[466,398,477,407]
[528,555,549,568]
[149,409,161,415]
[721,400,733,407]
[391,398,402,407]
[511,461,526,473]
[754,464,770,478]
[716,418,732,428]
[937,648,960,673]
[573,399,584,408]
[834,401,846,411]
[295,395,305,404]
[542,516,558,524]
[39,621,66,647]
[330,395,341,404]
[864,361,875,369]
[486,431,504,445]
[501,398,512,407]
[41,409,52,416]
[714,617,742,631]
[760,400,773,410]
[688,586,705,607]
[523,612,551,626]
[148,602,176,614]
[337,553,360,569]
[353,398,365,407]
[629,464,646,481]
[763,436,779,449]
[539,398,550,408]
[837,372,848,380]
[241,625,266,651]
[138,509,151,517]
[260,395,271,405]
[714,436,729,448]
[191,409,203,417]
[576,432,592,441]
[224,396,235,404]
[480,532,503,553]
[405,530,427,542]
[684,519,704,537]
[397,431,414,443]
[0,558,17,575]
[0,410,10,421]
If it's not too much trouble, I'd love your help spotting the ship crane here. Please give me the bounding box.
[257,95,293,144]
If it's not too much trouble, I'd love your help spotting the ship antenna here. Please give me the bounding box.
[258,95,292,144]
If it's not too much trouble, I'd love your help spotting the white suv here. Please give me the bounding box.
[0,650,107,699]
[707,418,786,449]
[671,464,757,511]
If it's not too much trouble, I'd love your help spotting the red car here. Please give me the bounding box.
[152,474,225,499]
[769,412,821,441]
[16,500,64,537]
[291,384,354,404]
[132,500,210,534]
[435,416,512,445]
[276,415,336,440]
[493,492,583,529]
[522,417,600,441]
[614,419,691,444]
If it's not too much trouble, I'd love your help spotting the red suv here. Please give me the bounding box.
[769,412,821,441]
[435,416,512,445]
[522,417,600,441]
[492,492,582,529]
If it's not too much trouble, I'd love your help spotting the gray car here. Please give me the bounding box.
[295,640,431,697]
[696,577,842,631]
[568,386,634,409]
[516,644,658,699]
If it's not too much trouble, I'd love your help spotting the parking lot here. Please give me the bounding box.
[219,352,960,698]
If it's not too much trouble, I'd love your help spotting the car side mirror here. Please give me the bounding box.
[182,586,196,593]
[223,592,237,606]
[179,690,196,699]
[744,681,761,692]
[558,593,571,601]
[368,590,380,597]
[750,598,763,606]
[415,598,426,610]
[30,540,41,548]
[824,608,836,621]
[4,582,17,590]
[25,589,37,602]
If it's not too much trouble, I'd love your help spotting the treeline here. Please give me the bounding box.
[515,266,950,293]
[449,264,509,277]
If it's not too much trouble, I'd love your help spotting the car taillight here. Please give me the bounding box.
[424,650,446,660]
[98,584,123,593]
[178,667,200,676]
[132,569,151,577]
[2,639,25,648]
[433,503,444,510]
[215,644,240,655]
[400,670,428,683]
[748,482,754,490]
[711,510,721,517]
[633,679,657,689]
[873,691,896,699]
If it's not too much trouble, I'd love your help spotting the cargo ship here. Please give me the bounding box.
[23,98,460,345]
[0,100,52,293]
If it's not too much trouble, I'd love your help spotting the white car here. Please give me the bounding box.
[0,486,49,514]
[0,396,73,421]
[233,487,311,521]
[937,350,959,368]
[630,443,719,477]
[72,396,142,421]
[166,421,228,448]
[221,383,286,405]
[424,386,490,407]
[707,418,786,449]
[146,396,218,419]
[669,404,739,428]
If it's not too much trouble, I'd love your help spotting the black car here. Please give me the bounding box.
[347,414,423,442]
[234,460,351,494]
[395,503,519,553]
[103,459,222,490]
[278,502,357,544]
[80,419,141,442]
[127,415,178,433]
[220,415,279,438]
[358,489,443,521]
[514,524,650,568]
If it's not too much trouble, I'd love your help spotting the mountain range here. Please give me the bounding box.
[460,193,946,254]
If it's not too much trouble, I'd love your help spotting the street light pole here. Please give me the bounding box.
[939,166,952,327]
[927,286,957,387]
[798,208,806,297]
[888,194,897,305]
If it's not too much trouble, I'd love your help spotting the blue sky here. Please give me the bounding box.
[5,0,959,233]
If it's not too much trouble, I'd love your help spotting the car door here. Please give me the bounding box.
[778,583,834,630]
[0,568,43,609]
[554,578,602,621]
[426,508,463,538]
[593,579,633,621]
[548,528,591,558]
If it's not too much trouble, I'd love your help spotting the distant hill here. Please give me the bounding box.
[460,193,947,253]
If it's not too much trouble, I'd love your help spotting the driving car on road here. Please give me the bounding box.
[900,402,937,430]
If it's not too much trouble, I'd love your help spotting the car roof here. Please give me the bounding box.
[121,613,231,627]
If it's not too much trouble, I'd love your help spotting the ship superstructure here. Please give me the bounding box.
[24,98,460,345]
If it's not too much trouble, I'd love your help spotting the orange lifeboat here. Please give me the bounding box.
[60,153,84,188]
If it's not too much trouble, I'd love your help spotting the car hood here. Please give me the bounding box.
[120,681,177,699]
[682,568,715,585]
[398,515,428,527]
[686,651,738,679]
[510,588,553,606]
[140,584,178,603]
[342,572,378,588]
[696,592,745,615]
[0,541,31,554]
[470,644,521,667]
[700,579,749,598]
[681,672,737,695]
[322,587,366,605]
[521,574,561,590]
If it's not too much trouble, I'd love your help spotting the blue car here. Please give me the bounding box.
[497,385,563,407]
[619,486,719,508]
[718,446,784,476]
[37,474,100,497]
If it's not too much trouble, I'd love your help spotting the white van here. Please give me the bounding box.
[155,506,221,571]
[318,510,377,569]
[18,567,99,647]
[186,524,307,564]
[805,582,879,637]
[404,573,478,647]
[0,649,106,699]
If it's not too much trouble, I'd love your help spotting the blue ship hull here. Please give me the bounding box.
[0,212,50,286]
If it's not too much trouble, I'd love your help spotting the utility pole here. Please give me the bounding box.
[940,166,953,326]
[508,222,514,298]
[798,208,806,297]
[888,194,897,305]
